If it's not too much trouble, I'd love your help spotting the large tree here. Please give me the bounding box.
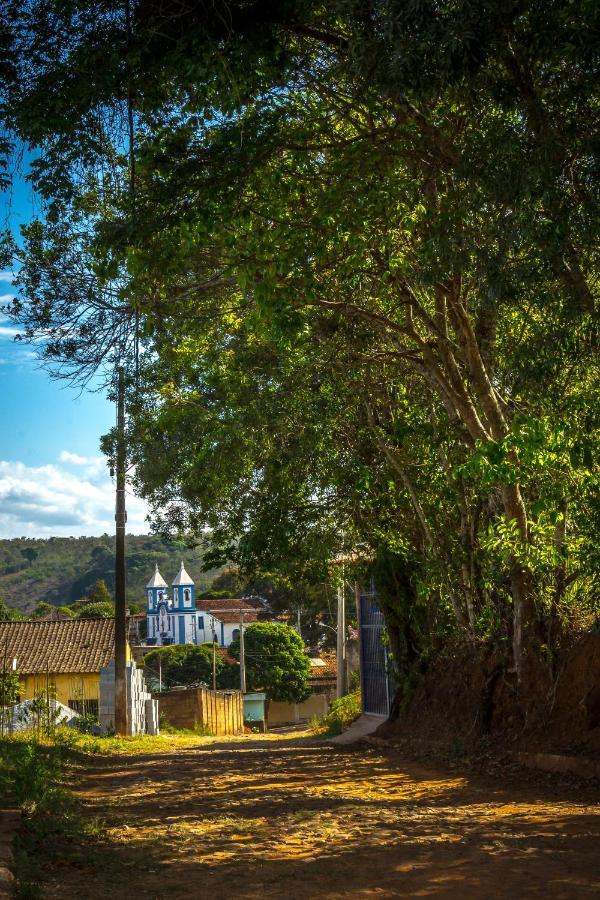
[1,0,598,689]
[229,623,312,703]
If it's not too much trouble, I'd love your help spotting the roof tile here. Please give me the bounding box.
[0,619,115,675]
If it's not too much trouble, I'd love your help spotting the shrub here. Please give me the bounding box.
[314,690,362,737]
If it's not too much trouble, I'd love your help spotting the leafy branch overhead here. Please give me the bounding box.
[0,0,597,684]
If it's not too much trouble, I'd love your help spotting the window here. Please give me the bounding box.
[198,615,204,629]
[232,628,240,642]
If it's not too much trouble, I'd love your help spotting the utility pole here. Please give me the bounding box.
[336,580,346,699]
[211,618,217,691]
[239,610,246,694]
[114,367,128,735]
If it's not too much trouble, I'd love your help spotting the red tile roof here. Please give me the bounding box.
[196,598,257,614]
[0,619,115,675]
[210,610,259,625]
[309,653,338,680]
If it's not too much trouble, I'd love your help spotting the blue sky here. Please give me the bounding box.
[0,159,149,537]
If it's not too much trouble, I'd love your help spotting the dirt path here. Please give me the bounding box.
[41,733,599,899]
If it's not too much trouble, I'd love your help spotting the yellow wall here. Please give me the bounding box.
[20,672,99,706]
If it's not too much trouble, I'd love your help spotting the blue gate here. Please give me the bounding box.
[359,586,395,717]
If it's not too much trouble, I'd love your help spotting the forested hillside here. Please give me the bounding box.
[0,536,221,613]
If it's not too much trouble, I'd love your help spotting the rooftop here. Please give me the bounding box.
[309,653,337,680]
[0,618,116,674]
[210,610,260,625]
[197,598,258,614]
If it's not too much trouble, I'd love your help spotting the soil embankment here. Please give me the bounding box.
[378,633,600,761]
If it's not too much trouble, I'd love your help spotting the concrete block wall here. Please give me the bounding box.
[99,659,158,736]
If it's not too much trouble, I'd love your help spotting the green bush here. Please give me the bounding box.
[315,690,362,737]
[0,735,72,811]
[144,644,217,688]
[76,601,114,619]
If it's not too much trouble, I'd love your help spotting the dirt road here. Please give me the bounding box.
[41,732,600,899]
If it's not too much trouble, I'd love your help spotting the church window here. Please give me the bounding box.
[198,616,204,629]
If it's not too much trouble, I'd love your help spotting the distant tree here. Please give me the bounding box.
[31,602,54,619]
[55,606,75,618]
[144,644,218,689]
[126,601,144,614]
[208,567,244,598]
[197,589,230,601]
[87,580,112,605]
[77,601,114,619]
[229,623,311,702]
[20,548,38,568]
[0,595,23,621]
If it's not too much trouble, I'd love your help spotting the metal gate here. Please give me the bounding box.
[359,586,394,717]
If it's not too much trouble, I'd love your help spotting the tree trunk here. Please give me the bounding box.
[501,483,536,680]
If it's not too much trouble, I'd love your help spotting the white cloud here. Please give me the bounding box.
[0,294,15,303]
[0,326,19,338]
[0,458,150,538]
[59,451,93,465]
[0,271,17,284]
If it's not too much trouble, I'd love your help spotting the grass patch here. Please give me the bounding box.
[0,731,94,898]
[67,729,215,755]
[312,690,362,737]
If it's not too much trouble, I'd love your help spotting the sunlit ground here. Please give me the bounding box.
[41,731,600,899]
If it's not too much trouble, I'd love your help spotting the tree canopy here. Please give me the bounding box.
[229,622,312,703]
[0,0,598,687]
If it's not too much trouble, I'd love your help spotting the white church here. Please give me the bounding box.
[145,562,262,648]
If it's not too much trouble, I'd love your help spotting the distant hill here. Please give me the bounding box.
[0,535,222,614]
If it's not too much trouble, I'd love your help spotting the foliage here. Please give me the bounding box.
[86,579,112,605]
[31,602,54,618]
[76,601,114,619]
[0,594,22,621]
[0,671,20,732]
[0,734,71,811]
[208,567,245,598]
[313,691,362,738]
[1,0,598,687]
[144,643,219,688]
[55,605,75,618]
[229,623,311,703]
[0,535,224,615]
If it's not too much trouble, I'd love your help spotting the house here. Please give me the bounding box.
[0,618,125,719]
[308,653,338,699]
[195,598,262,647]
[145,561,270,648]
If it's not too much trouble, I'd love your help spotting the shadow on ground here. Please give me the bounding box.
[40,734,600,899]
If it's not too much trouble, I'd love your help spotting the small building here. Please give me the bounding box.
[196,599,260,647]
[0,618,122,719]
[308,653,338,699]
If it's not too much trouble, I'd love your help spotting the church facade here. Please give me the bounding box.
[145,562,266,648]
[145,561,198,647]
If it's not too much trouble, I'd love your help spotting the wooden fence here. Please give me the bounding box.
[154,687,244,735]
